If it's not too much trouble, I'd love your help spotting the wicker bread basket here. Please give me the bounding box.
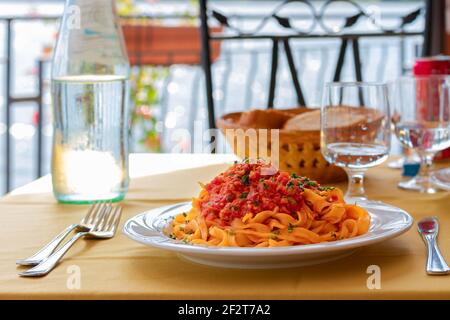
[217,108,347,183]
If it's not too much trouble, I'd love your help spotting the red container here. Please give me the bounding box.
[413,56,450,160]
[413,56,450,75]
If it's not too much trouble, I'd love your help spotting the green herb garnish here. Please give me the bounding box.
[241,174,250,186]
[319,186,336,191]
[240,192,249,199]
[288,223,294,233]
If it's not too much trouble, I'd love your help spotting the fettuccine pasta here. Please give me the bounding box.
[166,160,370,247]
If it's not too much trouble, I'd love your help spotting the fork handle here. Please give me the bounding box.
[16,223,79,266]
[19,231,88,277]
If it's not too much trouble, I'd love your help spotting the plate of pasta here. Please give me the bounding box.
[123,160,413,269]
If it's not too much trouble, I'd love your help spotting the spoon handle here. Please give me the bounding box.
[423,234,450,275]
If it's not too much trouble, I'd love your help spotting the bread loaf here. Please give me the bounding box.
[283,106,381,131]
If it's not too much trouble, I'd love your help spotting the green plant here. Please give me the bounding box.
[130,66,168,152]
[118,0,200,152]
[117,0,162,152]
[117,0,136,16]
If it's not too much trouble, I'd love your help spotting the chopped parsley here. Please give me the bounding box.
[290,173,299,179]
[286,181,295,189]
[288,223,294,233]
[241,174,250,186]
[240,192,249,199]
[319,186,336,191]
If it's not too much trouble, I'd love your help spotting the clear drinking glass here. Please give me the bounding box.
[51,0,130,203]
[390,76,450,193]
[321,82,391,203]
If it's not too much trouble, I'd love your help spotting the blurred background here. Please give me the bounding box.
[0,0,432,194]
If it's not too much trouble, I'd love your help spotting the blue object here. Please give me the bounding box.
[402,162,420,177]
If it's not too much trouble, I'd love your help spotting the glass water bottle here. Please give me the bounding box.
[51,0,130,203]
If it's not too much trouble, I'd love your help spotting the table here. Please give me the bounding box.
[1,153,449,299]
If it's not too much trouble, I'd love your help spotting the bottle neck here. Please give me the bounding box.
[64,0,119,30]
[53,0,129,78]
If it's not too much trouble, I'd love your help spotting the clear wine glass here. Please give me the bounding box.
[390,76,450,193]
[321,82,391,203]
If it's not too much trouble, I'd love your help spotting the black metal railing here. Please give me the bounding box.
[199,0,425,131]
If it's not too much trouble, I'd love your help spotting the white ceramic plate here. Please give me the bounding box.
[123,201,413,269]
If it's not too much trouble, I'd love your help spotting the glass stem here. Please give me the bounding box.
[343,168,367,202]
[417,151,435,181]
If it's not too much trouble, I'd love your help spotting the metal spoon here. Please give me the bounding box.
[417,217,450,275]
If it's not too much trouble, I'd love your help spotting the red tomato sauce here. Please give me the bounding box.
[199,160,322,225]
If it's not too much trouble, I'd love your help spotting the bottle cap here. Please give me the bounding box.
[413,55,450,75]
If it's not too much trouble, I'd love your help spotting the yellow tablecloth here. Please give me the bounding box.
[1,153,449,299]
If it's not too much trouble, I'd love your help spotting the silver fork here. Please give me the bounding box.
[16,202,112,266]
[19,205,122,277]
